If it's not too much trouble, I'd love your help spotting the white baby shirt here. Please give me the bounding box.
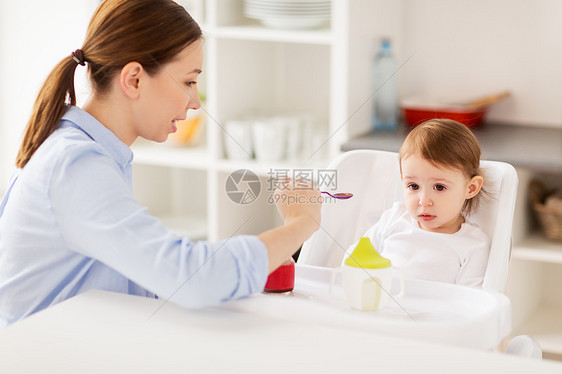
[351,202,490,287]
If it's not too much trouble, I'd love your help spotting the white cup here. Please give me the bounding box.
[300,118,328,163]
[330,265,404,311]
[252,118,287,162]
[224,120,254,160]
[283,116,303,161]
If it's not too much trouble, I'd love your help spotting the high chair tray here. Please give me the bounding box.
[218,264,511,350]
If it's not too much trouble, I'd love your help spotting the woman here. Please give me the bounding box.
[0,0,321,327]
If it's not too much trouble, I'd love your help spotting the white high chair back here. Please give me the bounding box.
[299,150,519,293]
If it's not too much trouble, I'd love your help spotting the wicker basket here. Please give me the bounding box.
[529,179,562,241]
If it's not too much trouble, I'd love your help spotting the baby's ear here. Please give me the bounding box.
[466,176,484,199]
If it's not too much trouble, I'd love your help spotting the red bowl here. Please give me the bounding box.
[264,260,295,293]
[401,97,488,127]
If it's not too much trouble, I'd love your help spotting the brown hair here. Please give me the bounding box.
[399,119,486,215]
[16,0,202,168]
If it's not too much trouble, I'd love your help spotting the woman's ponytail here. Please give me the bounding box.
[15,53,83,168]
[15,0,201,168]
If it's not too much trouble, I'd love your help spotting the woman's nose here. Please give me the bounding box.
[189,91,201,110]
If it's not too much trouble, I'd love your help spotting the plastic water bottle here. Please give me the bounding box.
[372,38,399,131]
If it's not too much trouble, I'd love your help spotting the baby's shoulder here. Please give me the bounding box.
[460,219,490,242]
[453,220,491,258]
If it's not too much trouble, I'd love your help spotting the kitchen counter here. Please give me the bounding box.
[342,122,562,173]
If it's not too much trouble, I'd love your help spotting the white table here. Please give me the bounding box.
[1,270,561,373]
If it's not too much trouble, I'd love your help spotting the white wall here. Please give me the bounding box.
[399,0,562,128]
[0,0,98,191]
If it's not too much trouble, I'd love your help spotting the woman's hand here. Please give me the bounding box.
[259,177,322,273]
[273,177,321,232]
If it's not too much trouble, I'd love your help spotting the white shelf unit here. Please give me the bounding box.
[131,161,209,241]
[506,168,562,358]
[132,0,396,242]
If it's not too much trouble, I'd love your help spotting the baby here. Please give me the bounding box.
[349,119,490,286]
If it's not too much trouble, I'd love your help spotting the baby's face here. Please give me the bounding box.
[400,154,472,234]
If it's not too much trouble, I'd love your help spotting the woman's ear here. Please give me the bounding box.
[119,62,143,99]
[466,175,484,199]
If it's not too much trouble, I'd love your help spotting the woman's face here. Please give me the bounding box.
[133,39,203,142]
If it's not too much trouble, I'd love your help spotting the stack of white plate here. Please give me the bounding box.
[244,0,331,30]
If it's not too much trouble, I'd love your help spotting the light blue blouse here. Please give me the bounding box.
[0,106,268,328]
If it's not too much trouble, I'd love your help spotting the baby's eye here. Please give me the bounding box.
[185,81,197,87]
[434,184,447,191]
[407,183,419,191]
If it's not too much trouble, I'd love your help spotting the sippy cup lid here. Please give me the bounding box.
[344,237,391,269]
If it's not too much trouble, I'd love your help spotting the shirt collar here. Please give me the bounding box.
[60,106,133,169]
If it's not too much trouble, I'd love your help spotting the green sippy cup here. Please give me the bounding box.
[344,237,391,269]
[330,237,404,311]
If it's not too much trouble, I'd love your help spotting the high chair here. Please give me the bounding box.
[299,149,517,292]
[298,150,540,356]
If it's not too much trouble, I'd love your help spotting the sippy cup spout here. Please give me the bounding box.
[345,237,391,269]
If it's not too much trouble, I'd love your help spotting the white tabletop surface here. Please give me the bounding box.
[1,288,562,373]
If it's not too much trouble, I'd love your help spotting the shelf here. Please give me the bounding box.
[512,232,562,264]
[156,214,207,241]
[342,123,562,173]
[132,145,331,175]
[215,157,332,177]
[208,25,332,45]
[132,144,211,170]
[513,304,562,355]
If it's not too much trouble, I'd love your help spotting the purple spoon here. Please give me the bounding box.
[321,191,353,200]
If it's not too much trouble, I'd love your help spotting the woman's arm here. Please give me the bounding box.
[50,146,268,307]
